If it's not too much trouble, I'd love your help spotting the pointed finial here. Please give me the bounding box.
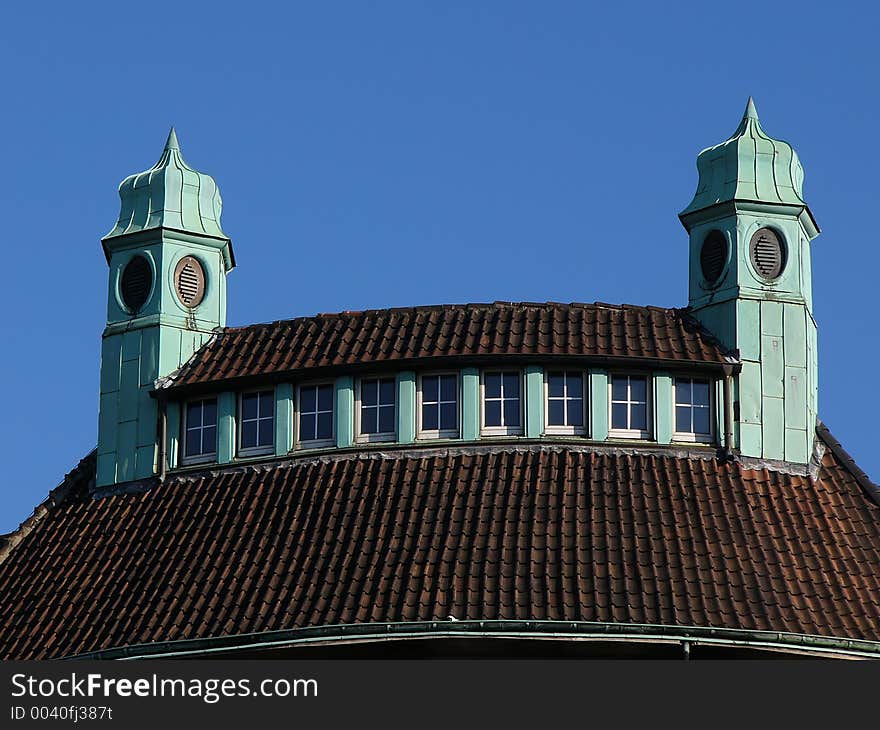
[743,96,758,121]
[164,127,180,151]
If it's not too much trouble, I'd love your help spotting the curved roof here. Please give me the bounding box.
[681,97,809,217]
[162,301,730,393]
[2,428,879,660]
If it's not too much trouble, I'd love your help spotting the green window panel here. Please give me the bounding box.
[334,376,354,448]
[275,383,294,456]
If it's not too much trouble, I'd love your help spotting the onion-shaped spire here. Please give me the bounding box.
[681,98,808,217]
[105,128,227,240]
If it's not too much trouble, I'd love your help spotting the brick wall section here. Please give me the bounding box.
[1,440,879,659]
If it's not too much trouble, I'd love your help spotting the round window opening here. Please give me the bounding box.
[749,228,786,280]
[120,255,152,313]
[174,256,206,308]
[700,230,727,286]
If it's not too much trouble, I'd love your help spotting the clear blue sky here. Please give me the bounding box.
[1,2,877,533]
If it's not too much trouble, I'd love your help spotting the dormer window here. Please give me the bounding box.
[673,377,713,442]
[239,390,274,456]
[357,376,397,442]
[481,370,523,436]
[298,383,334,447]
[183,398,217,464]
[545,370,586,435]
[609,374,651,439]
[418,373,459,439]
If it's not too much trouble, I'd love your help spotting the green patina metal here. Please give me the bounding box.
[461,368,480,440]
[65,619,880,661]
[589,370,608,440]
[524,366,544,438]
[397,372,416,444]
[275,383,294,456]
[653,373,672,444]
[681,99,819,464]
[217,391,236,464]
[97,130,235,486]
[334,376,354,448]
[681,97,806,216]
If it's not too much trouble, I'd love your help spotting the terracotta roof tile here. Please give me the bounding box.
[2,435,880,658]
[165,302,729,391]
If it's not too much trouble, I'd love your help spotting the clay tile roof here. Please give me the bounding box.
[1,429,879,659]
[164,302,729,392]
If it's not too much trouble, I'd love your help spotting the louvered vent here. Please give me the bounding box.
[749,228,785,280]
[700,230,727,286]
[120,255,152,313]
[174,256,206,308]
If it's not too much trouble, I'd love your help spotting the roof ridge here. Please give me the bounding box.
[219,300,682,332]
[0,449,96,567]
[816,421,880,507]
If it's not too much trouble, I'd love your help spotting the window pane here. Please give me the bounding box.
[317,384,333,412]
[566,373,583,398]
[611,377,627,402]
[440,375,457,402]
[187,402,203,428]
[693,381,711,407]
[202,400,217,426]
[675,406,691,433]
[548,399,565,425]
[440,402,457,430]
[361,405,377,433]
[630,378,647,403]
[485,373,501,398]
[379,378,395,405]
[503,373,519,398]
[300,413,316,441]
[242,393,259,420]
[186,429,201,456]
[378,405,395,434]
[503,399,520,427]
[485,400,501,427]
[611,402,628,429]
[630,403,647,431]
[202,426,216,454]
[548,373,565,398]
[259,418,273,446]
[567,399,583,427]
[300,386,316,413]
[241,420,258,448]
[422,376,439,403]
[361,380,377,407]
[422,403,439,431]
[693,407,711,435]
[675,379,692,406]
[260,391,274,417]
[317,412,333,440]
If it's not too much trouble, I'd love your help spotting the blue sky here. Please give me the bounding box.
[1,2,877,532]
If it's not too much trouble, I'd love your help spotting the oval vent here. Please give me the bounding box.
[173,256,206,308]
[749,228,785,280]
[700,230,727,285]
[120,255,152,313]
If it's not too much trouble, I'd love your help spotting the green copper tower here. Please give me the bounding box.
[680,99,819,464]
[97,129,235,487]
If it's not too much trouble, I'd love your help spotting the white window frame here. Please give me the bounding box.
[356,374,398,443]
[608,373,653,440]
[181,397,218,466]
[543,369,588,436]
[417,371,461,440]
[480,369,524,437]
[672,376,715,444]
[237,389,275,457]
[295,381,335,449]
